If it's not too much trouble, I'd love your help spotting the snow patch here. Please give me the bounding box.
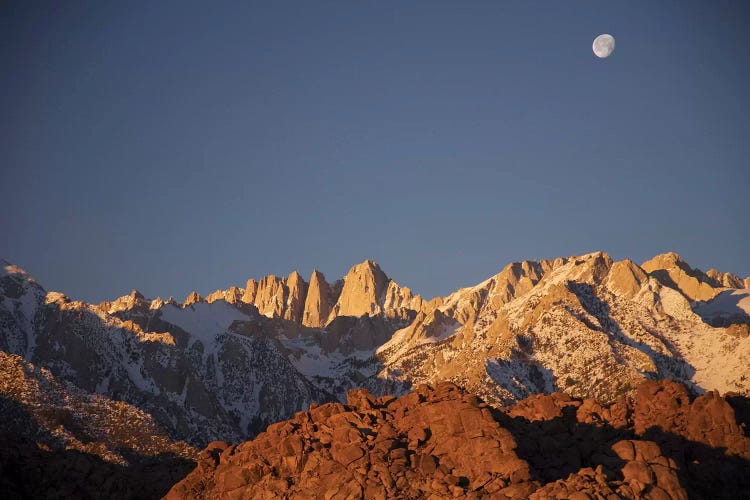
[159,302,250,357]
[420,321,460,344]
[694,289,750,320]
[282,336,373,379]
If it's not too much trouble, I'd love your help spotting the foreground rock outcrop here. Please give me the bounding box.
[167,379,750,499]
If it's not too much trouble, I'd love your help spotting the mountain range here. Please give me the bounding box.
[1,251,749,496]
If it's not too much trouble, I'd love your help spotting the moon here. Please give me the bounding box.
[592,34,615,58]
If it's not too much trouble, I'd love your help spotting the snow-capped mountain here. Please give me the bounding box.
[1,252,749,457]
[376,252,750,405]
[0,260,331,451]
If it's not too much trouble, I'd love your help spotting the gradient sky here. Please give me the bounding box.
[1,1,749,303]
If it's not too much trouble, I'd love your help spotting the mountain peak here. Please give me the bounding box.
[283,271,308,322]
[705,269,744,289]
[353,259,384,273]
[1,260,33,281]
[642,252,684,270]
[184,291,203,306]
[642,252,722,301]
[287,270,304,283]
[302,270,332,328]
[606,259,648,298]
[330,260,390,319]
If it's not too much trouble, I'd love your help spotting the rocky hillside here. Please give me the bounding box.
[375,252,750,406]
[166,379,750,499]
[0,350,196,498]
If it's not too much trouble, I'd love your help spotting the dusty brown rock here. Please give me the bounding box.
[633,379,691,435]
[167,379,750,499]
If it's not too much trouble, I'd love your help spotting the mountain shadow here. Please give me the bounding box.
[0,394,194,500]
[493,404,750,498]
[486,334,555,402]
[567,281,697,384]
[693,289,750,328]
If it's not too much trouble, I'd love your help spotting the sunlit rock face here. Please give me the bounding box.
[641,251,730,302]
[302,270,333,328]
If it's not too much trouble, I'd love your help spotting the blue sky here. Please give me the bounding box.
[1,1,748,302]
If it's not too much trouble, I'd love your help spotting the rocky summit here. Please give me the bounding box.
[1,252,749,498]
[166,379,750,499]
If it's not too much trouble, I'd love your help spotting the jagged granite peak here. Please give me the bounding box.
[643,251,684,268]
[491,260,546,303]
[205,286,243,305]
[605,258,648,299]
[223,272,308,321]
[183,291,203,306]
[98,289,148,314]
[382,280,424,315]
[302,269,332,328]
[706,268,744,289]
[241,278,258,304]
[328,259,390,320]
[642,252,723,301]
[283,271,308,323]
[196,261,419,326]
[434,257,551,325]
[251,274,289,318]
[539,256,570,274]
[559,251,613,283]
